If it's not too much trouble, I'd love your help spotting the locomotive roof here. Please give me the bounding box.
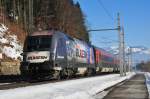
[30,30,54,36]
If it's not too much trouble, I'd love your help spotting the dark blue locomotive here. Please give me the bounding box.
[20,30,119,79]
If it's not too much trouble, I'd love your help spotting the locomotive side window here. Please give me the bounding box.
[56,38,66,58]
[101,55,113,63]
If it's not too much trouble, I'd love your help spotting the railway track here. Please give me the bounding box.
[0,73,115,90]
[0,80,57,90]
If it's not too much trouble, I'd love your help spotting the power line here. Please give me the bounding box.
[97,0,114,21]
[95,41,118,44]
[101,36,119,42]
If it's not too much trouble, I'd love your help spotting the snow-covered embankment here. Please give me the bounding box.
[0,73,135,99]
[0,23,22,60]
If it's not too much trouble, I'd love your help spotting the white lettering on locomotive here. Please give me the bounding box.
[27,51,50,63]
[76,48,87,58]
[27,56,48,60]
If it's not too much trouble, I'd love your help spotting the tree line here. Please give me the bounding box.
[136,61,150,72]
[0,0,89,42]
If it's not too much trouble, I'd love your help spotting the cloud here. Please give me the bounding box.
[107,45,150,55]
[143,49,150,55]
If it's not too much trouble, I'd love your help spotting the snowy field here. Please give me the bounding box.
[0,73,135,99]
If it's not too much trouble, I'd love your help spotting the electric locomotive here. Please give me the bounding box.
[20,30,95,79]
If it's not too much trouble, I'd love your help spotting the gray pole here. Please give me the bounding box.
[127,48,130,72]
[129,47,132,72]
[131,48,133,72]
[122,26,126,75]
[118,13,124,76]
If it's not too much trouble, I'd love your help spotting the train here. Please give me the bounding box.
[20,30,120,79]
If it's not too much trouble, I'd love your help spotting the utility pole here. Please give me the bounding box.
[117,13,126,76]
[122,26,126,75]
[130,48,132,72]
[117,13,125,76]
[128,47,133,72]
[127,48,130,72]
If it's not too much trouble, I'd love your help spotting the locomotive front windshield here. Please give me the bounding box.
[24,35,52,51]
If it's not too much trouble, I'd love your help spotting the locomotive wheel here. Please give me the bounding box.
[86,68,96,76]
[60,69,72,79]
[53,70,62,80]
[20,70,30,81]
[62,69,69,79]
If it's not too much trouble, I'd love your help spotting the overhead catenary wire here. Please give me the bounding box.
[97,0,114,21]
[101,36,119,42]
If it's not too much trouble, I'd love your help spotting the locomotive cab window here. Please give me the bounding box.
[25,35,52,51]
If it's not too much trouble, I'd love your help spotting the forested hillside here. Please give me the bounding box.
[0,0,89,42]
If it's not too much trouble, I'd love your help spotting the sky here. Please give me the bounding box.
[74,0,150,49]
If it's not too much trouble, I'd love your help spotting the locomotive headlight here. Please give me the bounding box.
[66,41,69,44]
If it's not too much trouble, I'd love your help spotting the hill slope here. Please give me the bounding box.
[0,23,22,61]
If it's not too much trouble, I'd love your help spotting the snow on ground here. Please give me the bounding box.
[145,72,150,98]
[0,23,22,60]
[0,73,135,99]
